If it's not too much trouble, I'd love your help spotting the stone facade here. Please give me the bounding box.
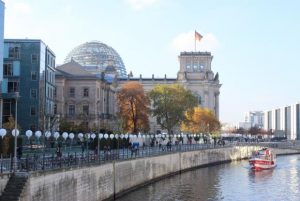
[55,60,117,131]
[55,51,221,133]
[118,51,221,133]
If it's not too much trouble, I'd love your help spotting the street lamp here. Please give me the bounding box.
[13,92,20,171]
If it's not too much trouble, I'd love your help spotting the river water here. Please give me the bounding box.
[116,155,300,201]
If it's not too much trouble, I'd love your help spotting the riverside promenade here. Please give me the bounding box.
[0,142,300,201]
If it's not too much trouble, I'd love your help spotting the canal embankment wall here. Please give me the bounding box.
[14,146,300,201]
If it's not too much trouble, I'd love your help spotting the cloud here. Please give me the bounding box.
[171,30,219,53]
[126,0,160,10]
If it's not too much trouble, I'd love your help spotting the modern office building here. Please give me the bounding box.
[264,103,300,140]
[244,111,264,128]
[0,1,5,127]
[2,39,56,131]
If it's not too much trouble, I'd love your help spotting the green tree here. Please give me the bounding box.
[148,84,197,133]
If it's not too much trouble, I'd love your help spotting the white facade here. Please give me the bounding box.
[264,103,300,140]
[244,111,264,128]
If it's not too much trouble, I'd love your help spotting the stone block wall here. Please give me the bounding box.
[15,146,299,201]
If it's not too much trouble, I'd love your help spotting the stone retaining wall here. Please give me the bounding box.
[12,146,300,201]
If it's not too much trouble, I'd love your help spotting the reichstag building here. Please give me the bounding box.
[55,41,221,133]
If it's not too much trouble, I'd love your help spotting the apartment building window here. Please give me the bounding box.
[68,105,75,116]
[31,71,37,80]
[54,88,57,97]
[83,88,89,97]
[3,63,13,76]
[8,81,19,93]
[69,87,75,97]
[8,44,20,59]
[30,89,37,98]
[30,106,36,116]
[31,54,38,64]
[82,105,89,115]
[54,104,57,115]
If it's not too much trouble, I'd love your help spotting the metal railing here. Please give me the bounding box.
[0,141,298,173]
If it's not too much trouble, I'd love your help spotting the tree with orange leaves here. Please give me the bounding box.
[181,107,221,135]
[117,81,150,134]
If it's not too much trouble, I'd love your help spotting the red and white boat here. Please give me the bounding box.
[249,148,276,171]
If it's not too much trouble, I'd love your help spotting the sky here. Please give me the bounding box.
[3,0,300,125]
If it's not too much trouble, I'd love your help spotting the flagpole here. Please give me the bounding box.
[194,30,196,52]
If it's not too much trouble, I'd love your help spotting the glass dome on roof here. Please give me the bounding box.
[64,41,127,77]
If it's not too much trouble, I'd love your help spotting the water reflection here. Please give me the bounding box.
[116,155,300,201]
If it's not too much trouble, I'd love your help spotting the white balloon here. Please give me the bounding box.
[91,133,96,139]
[124,134,128,139]
[45,131,51,138]
[110,134,114,139]
[12,129,20,137]
[69,133,75,139]
[35,130,42,138]
[62,132,68,139]
[0,128,7,138]
[104,133,108,139]
[85,133,91,139]
[115,134,119,139]
[54,132,60,139]
[99,133,103,139]
[120,134,124,139]
[25,130,33,138]
[78,133,83,139]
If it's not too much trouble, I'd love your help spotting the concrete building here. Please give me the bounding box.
[55,60,117,131]
[2,39,56,131]
[59,41,221,133]
[244,111,264,128]
[264,103,300,140]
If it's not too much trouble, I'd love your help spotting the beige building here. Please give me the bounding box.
[55,60,117,131]
[118,51,221,133]
[55,42,221,133]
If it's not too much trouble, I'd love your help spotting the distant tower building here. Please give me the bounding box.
[0,1,5,127]
[244,111,264,128]
[2,39,56,131]
[177,52,221,118]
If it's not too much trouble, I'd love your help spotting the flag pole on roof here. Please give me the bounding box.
[194,30,203,52]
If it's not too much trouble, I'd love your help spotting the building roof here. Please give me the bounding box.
[56,60,97,77]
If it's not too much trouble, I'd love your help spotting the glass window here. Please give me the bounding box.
[8,82,19,93]
[54,88,57,97]
[68,105,75,116]
[31,71,37,80]
[31,54,38,64]
[83,88,89,97]
[30,106,36,116]
[3,62,13,76]
[8,44,20,59]
[30,89,37,98]
[82,105,89,115]
[54,104,57,114]
[69,87,75,97]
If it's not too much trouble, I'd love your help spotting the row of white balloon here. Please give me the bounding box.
[0,128,203,140]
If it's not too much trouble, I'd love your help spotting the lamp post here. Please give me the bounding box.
[13,92,20,171]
